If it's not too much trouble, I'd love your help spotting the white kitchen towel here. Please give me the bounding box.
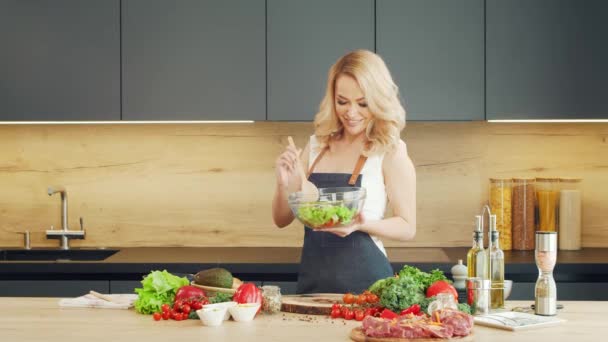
[58,293,138,309]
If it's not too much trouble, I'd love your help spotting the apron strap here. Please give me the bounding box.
[307,145,368,186]
[348,155,368,185]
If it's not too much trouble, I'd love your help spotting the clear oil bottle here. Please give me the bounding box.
[489,215,505,309]
[467,215,488,279]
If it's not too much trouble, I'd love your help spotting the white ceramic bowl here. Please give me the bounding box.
[197,306,227,327]
[504,280,513,300]
[202,301,237,321]
[228,303,261,322]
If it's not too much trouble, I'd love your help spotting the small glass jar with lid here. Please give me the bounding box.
[489,178,513,250]
[511,178,535,250]
[558,178,582,250]
[261,285,282,314]
[535,178,560,232]
[427,292,458,314]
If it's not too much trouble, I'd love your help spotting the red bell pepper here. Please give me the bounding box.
[380,308,398,320]
[232,283,263,314]
[400,304,421,316]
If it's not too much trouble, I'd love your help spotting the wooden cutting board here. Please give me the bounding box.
[349,327,474,342]
[280,293,343,315]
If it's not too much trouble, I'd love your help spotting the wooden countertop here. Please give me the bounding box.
[1,298,606,341]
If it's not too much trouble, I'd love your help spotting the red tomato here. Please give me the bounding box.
[323,219,336,228]
[366,293,379,304]
[182,304,191,315]
[161,312,170,320]
[343,309,354,320]
[426,280,459,301]
[354,309,365,321]
[153,312,161,321]
[191,302,203,310]
[330,308,342,319]
[343,293,355,304]
[331,303,341,310]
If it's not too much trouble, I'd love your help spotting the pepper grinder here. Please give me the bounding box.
[535,231,557,316]
[451,259,468,303]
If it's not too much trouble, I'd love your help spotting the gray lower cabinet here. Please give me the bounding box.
[0,0,120,121]
[376,0,484,121]
[122,0,265,121]
[267,0,374,121]
[110,280,141,294]
[486,0,608,120]
[0,280,109,297]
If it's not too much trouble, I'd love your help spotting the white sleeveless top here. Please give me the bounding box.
[308,135,388,256]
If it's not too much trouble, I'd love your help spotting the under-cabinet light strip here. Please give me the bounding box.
[488,119,608,123]
[0,120,255,125]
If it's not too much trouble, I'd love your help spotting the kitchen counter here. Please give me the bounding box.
[1,247,607,282]
[1,298,605,342]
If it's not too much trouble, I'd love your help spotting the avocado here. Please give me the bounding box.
[193,268,233,288]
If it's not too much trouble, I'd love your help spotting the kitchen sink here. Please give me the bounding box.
[0,248,119,261]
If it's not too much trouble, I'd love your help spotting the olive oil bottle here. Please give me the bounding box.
[489,215,505,309]
[467,215,488,279]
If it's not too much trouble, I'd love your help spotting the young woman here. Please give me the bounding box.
[272,50,416,294]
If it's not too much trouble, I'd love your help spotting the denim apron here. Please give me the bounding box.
[295,149,394,294]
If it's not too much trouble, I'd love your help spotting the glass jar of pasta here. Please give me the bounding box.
[489,178,513,250]
[535,178,560,232]
[512,178,536,250]
[559,178,582,250]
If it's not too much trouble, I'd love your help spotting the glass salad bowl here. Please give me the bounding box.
[288,187,366,229]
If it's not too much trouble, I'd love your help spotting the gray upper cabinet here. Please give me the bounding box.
[376,0,484,121]
[486,0,608,120]
[122,0,265,121]
[267,0,374,121]
[0,0,120,121]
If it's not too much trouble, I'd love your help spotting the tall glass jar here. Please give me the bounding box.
[512,178,536,250]
[536,178,560,232]
[489,178,513,250]
[559,178,582,250]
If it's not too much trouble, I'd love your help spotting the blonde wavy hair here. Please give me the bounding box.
[313,49,406,156]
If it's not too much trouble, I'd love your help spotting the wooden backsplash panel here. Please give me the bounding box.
[1,122,607,248]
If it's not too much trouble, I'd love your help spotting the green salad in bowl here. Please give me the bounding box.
[288,187,366,229]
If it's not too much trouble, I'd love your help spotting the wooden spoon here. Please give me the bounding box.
[287,136,319,199]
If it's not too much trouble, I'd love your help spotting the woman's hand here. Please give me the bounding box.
[316,213,365,238]
[275,145,301,190]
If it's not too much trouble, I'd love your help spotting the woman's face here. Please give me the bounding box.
[334,74,372,137]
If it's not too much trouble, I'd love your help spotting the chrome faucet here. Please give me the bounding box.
[46,186,85,250]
